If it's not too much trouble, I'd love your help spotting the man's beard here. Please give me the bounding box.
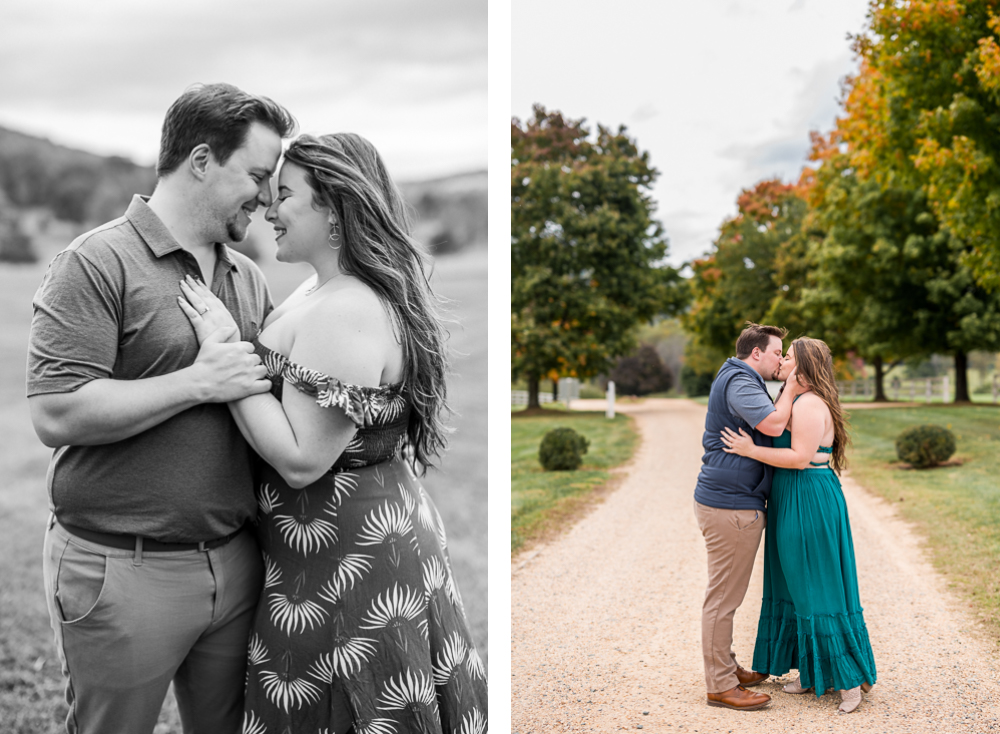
[225,214,248,243]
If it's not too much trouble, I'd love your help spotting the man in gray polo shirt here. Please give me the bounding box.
[27,84,295,734]
[692,322,805,711]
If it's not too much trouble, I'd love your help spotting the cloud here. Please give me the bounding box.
[0,0,486,177]
[630,103,659,123]
[719,52,853,186]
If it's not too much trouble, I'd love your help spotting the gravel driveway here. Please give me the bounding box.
[511,398,1000,733]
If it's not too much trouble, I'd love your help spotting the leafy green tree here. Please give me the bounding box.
[798,132,931,400]
[682,179,809,382]
[511,105,686,408]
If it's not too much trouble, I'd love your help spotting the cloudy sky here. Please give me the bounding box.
[1,0,486,181]
[512,0,872,267]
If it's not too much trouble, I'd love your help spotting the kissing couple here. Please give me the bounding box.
[692,322,877,714]
[28,82,486,734]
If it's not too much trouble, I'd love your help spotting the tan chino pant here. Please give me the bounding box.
[694,500,766,693]
[42,516,263,734]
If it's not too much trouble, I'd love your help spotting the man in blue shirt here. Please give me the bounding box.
[693,322,805,710]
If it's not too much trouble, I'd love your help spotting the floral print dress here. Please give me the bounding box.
[242,341,487,734]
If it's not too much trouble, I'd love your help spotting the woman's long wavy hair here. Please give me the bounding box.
[789,337,851,474]
[282,133,449,473]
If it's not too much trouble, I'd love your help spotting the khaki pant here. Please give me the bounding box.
[42,515,263,734]
[694,500,766,693]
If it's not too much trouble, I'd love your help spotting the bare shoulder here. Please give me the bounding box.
[305,279,390,335]
[793,391,831,418]
[289,279,393,386]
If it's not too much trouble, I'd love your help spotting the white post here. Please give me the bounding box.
[606,381,616,419]
[994,374,998,404]
[909,381,915,401]
[559,377,579,411]
[926,378,932,402]
[942,375,950,403]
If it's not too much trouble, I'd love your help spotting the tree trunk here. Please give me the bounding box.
[552,377,559,403]
[872,355,888,402]
[954,350,970,402]
[527,373,541,409]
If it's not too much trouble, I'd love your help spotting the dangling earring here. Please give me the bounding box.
[328,222,341,250]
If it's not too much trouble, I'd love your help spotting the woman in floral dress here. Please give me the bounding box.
[179,132,486,734]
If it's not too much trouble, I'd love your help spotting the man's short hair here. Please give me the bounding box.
[156,83,296,177]
[735,322,787,359]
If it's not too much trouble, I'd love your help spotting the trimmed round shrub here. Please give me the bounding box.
[539,427,590,471]
[895,424,956,468]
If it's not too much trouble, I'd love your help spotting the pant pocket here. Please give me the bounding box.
[735,509,762,532]
[56,542,109,625]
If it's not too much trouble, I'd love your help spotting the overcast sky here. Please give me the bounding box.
[0,0,486,181]
[512,0,872,267]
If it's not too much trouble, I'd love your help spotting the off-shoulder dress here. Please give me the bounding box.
[242,339,487,734]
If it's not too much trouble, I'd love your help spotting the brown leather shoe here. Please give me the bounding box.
[706,685,771,711]
[736,666,768,687]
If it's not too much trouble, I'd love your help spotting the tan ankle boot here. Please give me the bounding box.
[782,675,812,694]
[838,686,862,713]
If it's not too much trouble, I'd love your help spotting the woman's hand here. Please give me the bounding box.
[720,426,755,458]
[178,275,240,345]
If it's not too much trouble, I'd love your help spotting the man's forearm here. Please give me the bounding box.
[29,366,212,447]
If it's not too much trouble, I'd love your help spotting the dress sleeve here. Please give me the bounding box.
[279,359,374,428]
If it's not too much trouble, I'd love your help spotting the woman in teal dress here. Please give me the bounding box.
[720,337,876,714]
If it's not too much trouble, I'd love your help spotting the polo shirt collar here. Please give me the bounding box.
[724,357,766,388]
[126,195,239,273]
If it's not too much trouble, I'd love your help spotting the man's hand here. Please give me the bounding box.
[191,328,271,402]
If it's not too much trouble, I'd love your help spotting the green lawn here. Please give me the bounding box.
[512,412,638,554]
[846,405,1000,638]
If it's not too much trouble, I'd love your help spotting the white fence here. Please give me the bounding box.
[511,378,582,408]
[837,375,1000,402]
[510,391,553,405]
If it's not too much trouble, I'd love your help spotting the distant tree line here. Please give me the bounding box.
[0,126,156,225]
[0,125,485,265]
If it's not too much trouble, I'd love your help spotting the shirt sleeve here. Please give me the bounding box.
[726,373,776,429]
[27,249,122,396]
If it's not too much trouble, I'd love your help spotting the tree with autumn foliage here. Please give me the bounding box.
[810,0,1000,401]
[844,0,1000,290]
[511,105,687,409]
[682,179,810,385]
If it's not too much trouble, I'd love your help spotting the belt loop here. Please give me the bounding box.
[198,541,207,552]
[133,536,144,566]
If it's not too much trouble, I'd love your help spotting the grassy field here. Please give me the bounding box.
[845,405,1000,639]
[0,246,487,732]
[511,410,638,554]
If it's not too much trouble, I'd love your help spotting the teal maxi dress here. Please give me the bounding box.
[751,429,877,694]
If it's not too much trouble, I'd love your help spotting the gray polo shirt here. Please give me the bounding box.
[726,372,776,429]
[27,195,272,542]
